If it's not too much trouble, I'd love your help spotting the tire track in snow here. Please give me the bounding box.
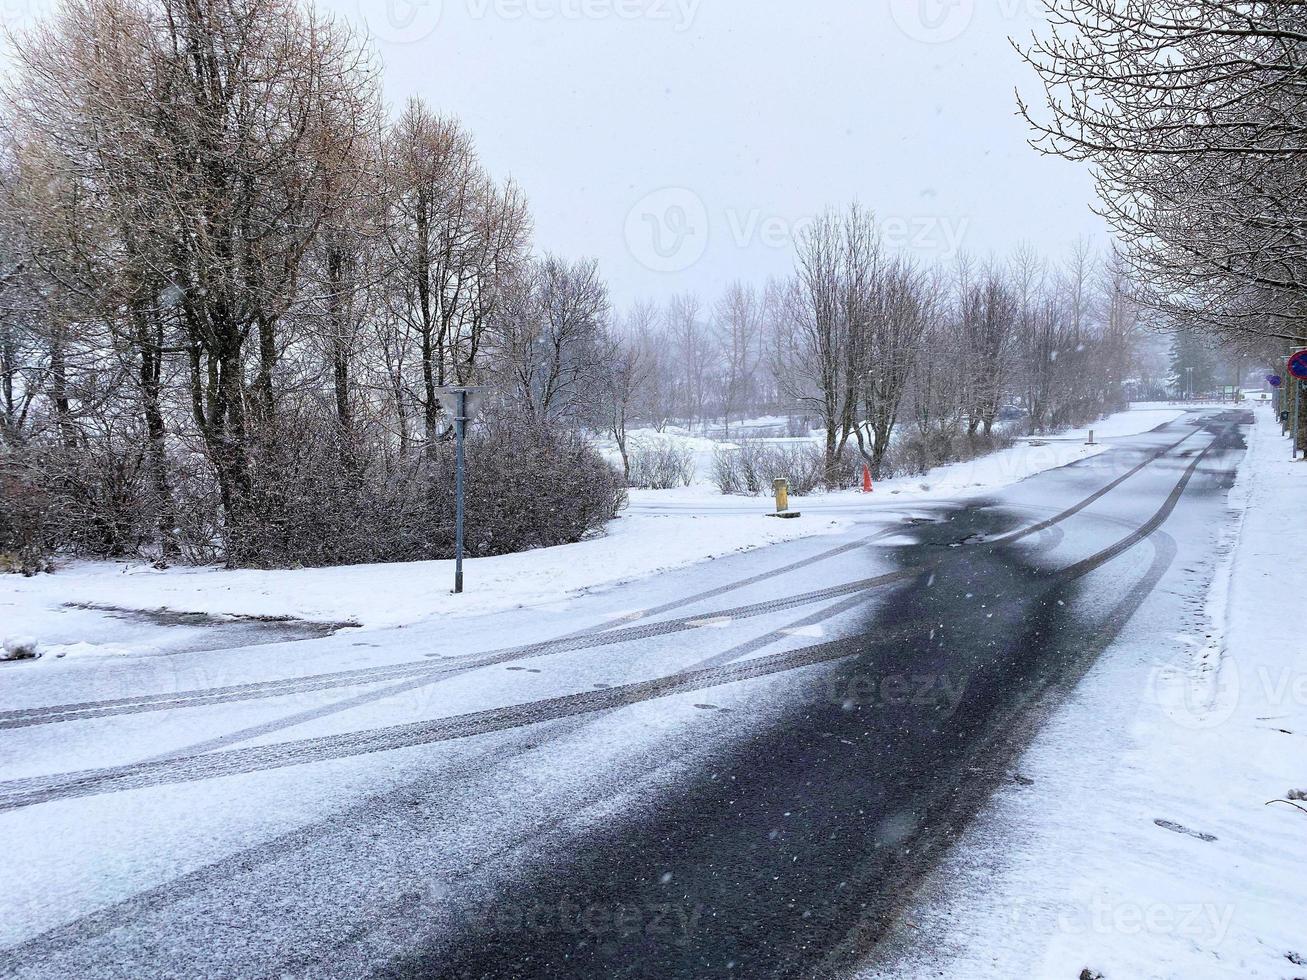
[0,636,870,813]
[0,569,917,730]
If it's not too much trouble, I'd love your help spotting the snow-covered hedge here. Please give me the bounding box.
[2,419,626,570]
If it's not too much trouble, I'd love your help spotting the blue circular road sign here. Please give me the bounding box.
[1289,350,1307,380]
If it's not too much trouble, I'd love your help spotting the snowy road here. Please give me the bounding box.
[0,409,1250,979]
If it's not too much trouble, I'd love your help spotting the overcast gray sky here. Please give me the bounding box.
[6,0,1110,307]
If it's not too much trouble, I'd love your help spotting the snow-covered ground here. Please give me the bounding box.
[0,404,1275,977]
[1,404,1183,663]
[0,507,846,653]
[863,403,1306,979]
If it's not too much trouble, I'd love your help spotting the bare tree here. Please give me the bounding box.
[776,204,898,482]
[958,265,1018,438]
[1019,0,1307,347]
[600,303,657,480]
[667,292,709,429]
[855,258,933,473]
[776,209,850,480]
[713,281,763,436]
[496,255,611,430]
[383,98,531,443]
[6,0,384,552]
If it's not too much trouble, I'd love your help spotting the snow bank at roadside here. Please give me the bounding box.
[865,405,1306,979]
[887,407,1185,500]
[1040,407,1186,440]
[0,508,848,637]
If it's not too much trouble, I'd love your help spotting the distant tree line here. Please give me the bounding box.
[610,213,1142,488]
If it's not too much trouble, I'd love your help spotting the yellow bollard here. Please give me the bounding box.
[774,478,789,514]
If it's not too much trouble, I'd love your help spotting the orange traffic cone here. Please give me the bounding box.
[862,464,873,493]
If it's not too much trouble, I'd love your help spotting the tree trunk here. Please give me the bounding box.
[49,336,75,447]
[255,313,277,421]
[136,306,177,557]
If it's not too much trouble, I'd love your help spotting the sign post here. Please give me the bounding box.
[436,386,490,594]
[1289,351,1307,460]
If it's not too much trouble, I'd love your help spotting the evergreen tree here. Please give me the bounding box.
[1168,329,1217,396]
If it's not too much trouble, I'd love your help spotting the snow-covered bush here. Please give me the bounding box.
[0,636,39,661]
[220,417,626,567]
[0,430,176,567]
[626,437,696,489]
[0,460,55,575]
[894,425,1016,477]
[428,424,627,558]
[2,403,625,569]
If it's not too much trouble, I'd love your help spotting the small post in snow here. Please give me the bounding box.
[1288,349,1307,459]
[770,478,800,519]
[1086,429,1095,446]
[1295,381,1302,461]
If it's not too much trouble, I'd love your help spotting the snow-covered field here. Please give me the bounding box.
[610,407,1189,493]
[865,404,1306,979]
[629,407,1187,513]
[2,404,1184,663]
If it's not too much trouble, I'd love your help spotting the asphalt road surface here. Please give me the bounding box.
[0,409,1250,979]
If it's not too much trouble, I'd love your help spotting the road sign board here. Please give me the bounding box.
[1289,351,1307,380]
[1268,374,1283,387]
[434,385,491,422]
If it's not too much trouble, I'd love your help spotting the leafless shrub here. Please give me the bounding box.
[626,437,696,489]
[712,439,835,496]
[890,426,1017,479]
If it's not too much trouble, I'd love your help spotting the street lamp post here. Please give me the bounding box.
[454,388,468,594]
[436,385,490,594]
